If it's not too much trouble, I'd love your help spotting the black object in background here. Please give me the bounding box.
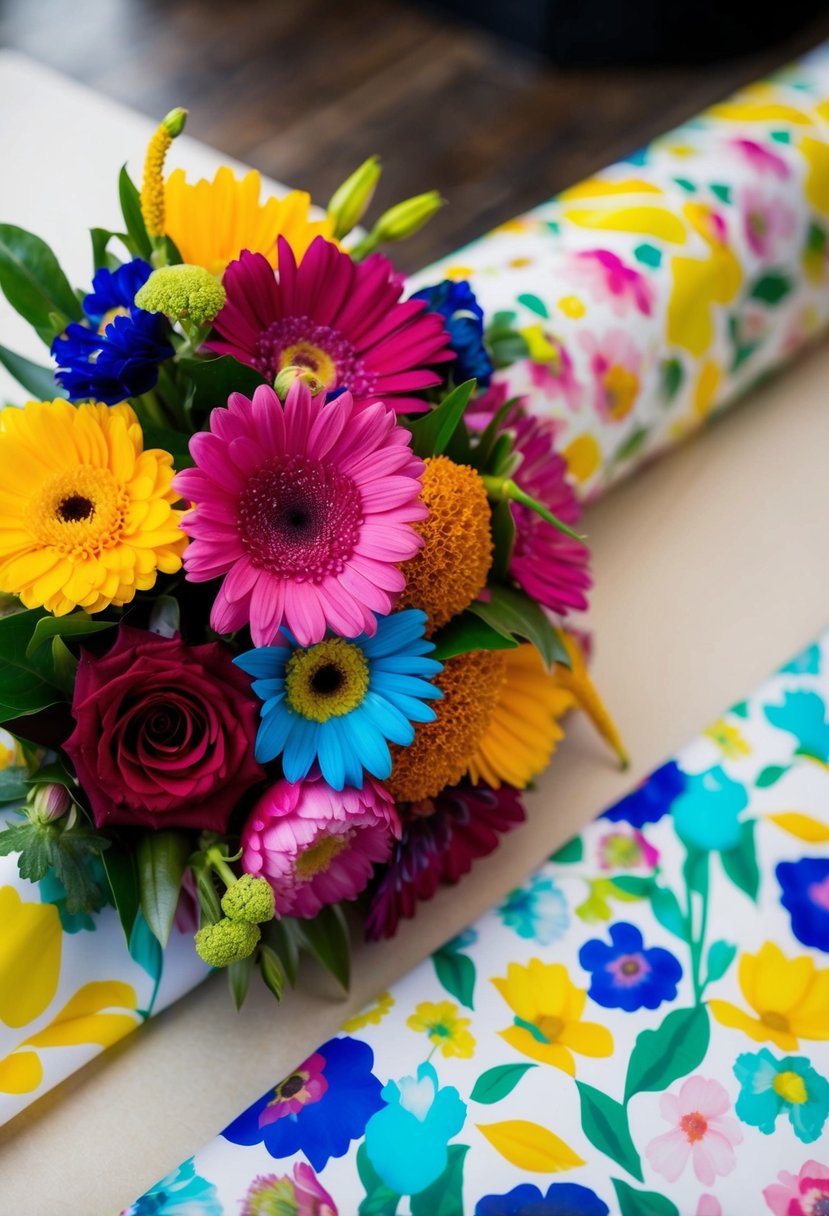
[420,0,829,64]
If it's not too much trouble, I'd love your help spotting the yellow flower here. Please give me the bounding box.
[0,400,185,616]
[343,991,395,1033]
[492,958,613,1075]
[710,942,829,1051]
[0,887,62,1029]
[406,999,476,1058]
[704,718,751,759]
[164,168,337,276]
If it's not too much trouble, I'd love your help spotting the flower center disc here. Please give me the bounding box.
[253,314,375,396]
[296,832,350,879]
[680,1111,708,1143]
[238,454,362,581]
[33,466,128,557]
[285,637,370,722]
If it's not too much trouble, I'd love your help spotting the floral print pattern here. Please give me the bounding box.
[128,630,829,1214]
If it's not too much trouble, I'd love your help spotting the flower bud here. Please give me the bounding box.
[194,917,260,968]
[327,155,382,239]
[135,264,226,327]
[221,873,276,924]
[26,782,72,825]
[161,107,188,139]
[371,190,444,244]
[274,364,327,401]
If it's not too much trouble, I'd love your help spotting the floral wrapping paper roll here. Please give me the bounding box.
[4,44,829,1128]
[409,43,829,500]
[126,633,829,1216]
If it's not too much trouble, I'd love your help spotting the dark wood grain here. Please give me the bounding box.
[3,0,829,271]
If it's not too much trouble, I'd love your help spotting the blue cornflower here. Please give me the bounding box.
[411,279,493,385]
[579,921,682,1012]
[734,1047,829,1143]
[235,608,442,791]
[777,857,829,952]
[51,258,174,404]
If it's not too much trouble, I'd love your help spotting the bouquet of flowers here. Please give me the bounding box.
[0,109,623,1006]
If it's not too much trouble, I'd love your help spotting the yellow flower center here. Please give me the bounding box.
[278,342,337,387]
[603,365,639,420]
[773,1069,808,1104]
[271,1069,309,1104]
[98,306,130,334]
[295,833,349,879]
[32,467,128,558]
[536,1015,565,1043]
[760,1009,791,1034]
[680,1111,708,1144]
[284,638,369,723]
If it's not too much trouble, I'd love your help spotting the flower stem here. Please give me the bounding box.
[205,846,238,891]
[481,475,586,542]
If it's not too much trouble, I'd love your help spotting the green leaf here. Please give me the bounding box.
[624,1005,710,1103]
[264,917,301,987]
[468,585,569,669]
[258,944,285,1002]
[469,396,518,474]
[489,497,516,582]
[612,426,649,466]
[295,902,351,990]
[470,1063,536,1104]
[516,292,549,318]
[705,939,737,985]
[177,355,268,422]
[90,227,125,272]
[48,823,110,914]
[487,331,529,369]
[129,909,163,982]
[50,636,77,695]
[357,1143,401,1216]
[720,819,760,901]
[0,224,82,343]
[101,845,142,941]
[609,875,654,898]
[750,271,792,305]
[118,165,153,260]
[410,1144,469,1216]
[430,613,519,661]
[0,608,64,720]
[0,343,65,399]
[682,846,709,897]
[756,764,789,788]
[612,1179,680,1216]
[550,836,583,864]
[660,357,684,402]
[141,423,195,470]
[408,380,477,459]
[649,885,687,940]
[26,611,115,657]
[0,766,29,804]
[193,864,222,926]
[137,830,191,947]
[228,953,254,1011]
[433,945,476,1009]
[577,1082,642,1181]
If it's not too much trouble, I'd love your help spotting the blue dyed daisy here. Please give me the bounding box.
[410,279,493,386]
[579,921,682,1012]
[777,857,829,952]
[734,1047,829,1143]
[601,759,686,827]
[235,608,442,790]
[51,258,174,404]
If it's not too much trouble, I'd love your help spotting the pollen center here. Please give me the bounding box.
[773,1070,808,1104]
[254,315,376,396]
[295,833,350,879]
[32,466,129,557]
[760,1009,790,1033]
[680,1111,708,1143]
[285,637,370,722]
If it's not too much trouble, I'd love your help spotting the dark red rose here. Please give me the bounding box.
[65,625,264,831]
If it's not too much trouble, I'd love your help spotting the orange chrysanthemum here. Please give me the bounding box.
[385,649,506,803]
[399,455,493,634]
[0,400,185,616]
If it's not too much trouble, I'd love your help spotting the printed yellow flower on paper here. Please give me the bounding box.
[164,168,337,276]
[0,887,62,1030]
[704,719,751,759]
[492,958,613,1074]
[709,942,829,1051]
[343,992,395,1033]
[0,400,185,616]
[406,999,476,1059]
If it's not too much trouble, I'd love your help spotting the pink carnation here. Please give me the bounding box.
[176,381,426,647]
[241,772,400,917]
[646,1075,742,1186]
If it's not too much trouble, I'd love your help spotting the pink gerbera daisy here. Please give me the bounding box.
[208,236,454,412]
[175,381,426,646]
[473,385,591,617]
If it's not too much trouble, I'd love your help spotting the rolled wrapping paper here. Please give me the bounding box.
[126,631,829,1215]
[4,44,829,1125]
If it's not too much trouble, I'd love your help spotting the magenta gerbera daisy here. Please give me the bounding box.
[175,381,427,647]
[475,384,592,617]
[207,236,454,413]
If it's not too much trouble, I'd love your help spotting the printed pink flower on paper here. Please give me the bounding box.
[763,1159,829,1216]
[596,826,659,873]
[741,187,796,259]
[568,249,655,317]
[523,328,583,412]
[209,237,453,412]
[176,381,426,647]
[241,772,400,918]
[579,327,643,423]
[731,137,791,180]
[645,1075,742,1186]
[696,1197,722,1216]
[259,1052,328,1125]
[242,1163,338,1216]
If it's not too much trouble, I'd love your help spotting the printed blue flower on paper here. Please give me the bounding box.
[475,1182,610,1216]
[672,765,747,852]
[222,1036,384,1171]
[364,1060,466,1195]
[124,1157,221,1216]
[499,875,569,945]
[52,258,174,405]
[410,279,493,386]
[777,858,829,952]
[734,1048,829,1143]
[579,922,682,1012]
[764,690,829,763]
[782,642,822,676]
[601,760,686,827]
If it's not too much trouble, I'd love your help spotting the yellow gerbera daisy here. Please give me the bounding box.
[709,941,829,1051]
[492,958,613,1075]
[406,999,476,1059]
[163,167,337,276]
[0,400,185,616]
